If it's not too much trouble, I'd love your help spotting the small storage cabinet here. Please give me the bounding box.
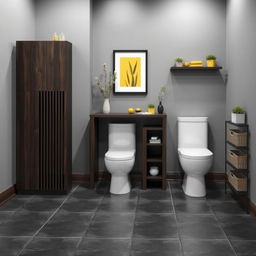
[225,121,249,211]
[142,126,166,190]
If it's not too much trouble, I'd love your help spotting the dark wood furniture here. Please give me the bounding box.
[170,66,222,71]
[16,41,72,193]
[89,113,167,189]
[142,127,166,190]
[225,121,249,212]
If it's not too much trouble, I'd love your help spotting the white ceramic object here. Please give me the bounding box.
[175,62,183,67]
[103,98,110,114]
[104,124,135,194]
[231,113,245,124]
[149,166,159,176]
[177,117,213,197]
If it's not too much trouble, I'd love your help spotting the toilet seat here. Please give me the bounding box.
[105,150,135,161]
[178,148,213,160]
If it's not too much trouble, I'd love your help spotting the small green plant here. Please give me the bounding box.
[95,63,116,98]
[148,104,155,108]
[158,86,167,102]
[232,106,245,114]
[175,57,183,63]
[206,55,216,60]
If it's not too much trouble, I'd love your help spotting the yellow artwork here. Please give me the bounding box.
[120,57,141,87]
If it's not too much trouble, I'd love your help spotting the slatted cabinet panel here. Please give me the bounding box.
[16,41,72,193]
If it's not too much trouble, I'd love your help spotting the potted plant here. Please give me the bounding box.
[95,63,116,114]
[231,106,246,124]
[147,104,155,114]
[158,86,166,114]
[175,57,183,67]
[206,55,217,67]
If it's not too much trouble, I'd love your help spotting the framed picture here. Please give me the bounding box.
[113,50,148,94]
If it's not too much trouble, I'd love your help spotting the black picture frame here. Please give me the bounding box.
[113,50,148,95]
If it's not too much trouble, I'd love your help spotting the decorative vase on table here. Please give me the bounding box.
[103,98,110,114]
[158,101,164,114]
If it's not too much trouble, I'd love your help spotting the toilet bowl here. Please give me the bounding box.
[177,117,213,197]
[104,124,135,194]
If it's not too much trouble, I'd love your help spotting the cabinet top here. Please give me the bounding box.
[16,41,72,45]
[90,113,167,118]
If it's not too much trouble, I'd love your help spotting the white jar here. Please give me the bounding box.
[149,166,159,176]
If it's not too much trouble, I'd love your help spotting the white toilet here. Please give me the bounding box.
[177,117,213,197]
[104,123,135,194]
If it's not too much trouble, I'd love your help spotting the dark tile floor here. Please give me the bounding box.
[0,181,255,256]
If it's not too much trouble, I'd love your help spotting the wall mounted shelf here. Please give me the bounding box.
[170,66,222,71]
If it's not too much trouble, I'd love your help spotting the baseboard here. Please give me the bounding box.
[72,172,90,184]
[250,200,256,218]
[0,185,16,206]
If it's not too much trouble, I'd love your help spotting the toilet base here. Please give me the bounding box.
[182,174,206,197]
[110,175,131,194]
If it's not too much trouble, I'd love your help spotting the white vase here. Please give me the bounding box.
[231,113,245,124]
[103,98,110,114]
[149,166,159,176]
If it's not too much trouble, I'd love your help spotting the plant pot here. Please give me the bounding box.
[149,166,159,176]
[103,98,110,114]
[157,101,164,114]
[175,62,183,67]
[147,107,155,114]
[231,113,245,124]
[206,60,216,67]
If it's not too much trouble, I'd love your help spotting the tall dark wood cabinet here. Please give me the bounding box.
[16,41,72,194]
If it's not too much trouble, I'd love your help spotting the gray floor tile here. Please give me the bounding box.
[218,215,256,240]
[103,189,138,201]
[137,199,173,213]
[86,212,134,238]
[131,239,182,256]
[174,199,211,214]
[0,198,28,211]
[20,237,79,256]
[0,210,50,236]
[0,237,29,256]
[182,239,235,256]
[209,201,247,216]
[61,198,101,212]
[140,189,171,201]
[71,186,106,200]
[230,240,256,255]
[98,198,137,213]
[23,198,63,212]
[177,214,226,239]
[77,238,130,256]
[37,210,93,237]
[133,213,178,239]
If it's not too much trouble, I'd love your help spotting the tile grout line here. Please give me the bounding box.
[208,195,238,256]
[16,185,80,256]
[168,181,185,256]
[129,187,140,255]
[75,183,108,250]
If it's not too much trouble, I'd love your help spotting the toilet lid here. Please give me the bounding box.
[105,150,135,161]
[178,148,213,160]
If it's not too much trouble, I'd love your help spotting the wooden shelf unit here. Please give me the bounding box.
[142,126,167,190]
[170,66,222,71]
[225,121,249,212]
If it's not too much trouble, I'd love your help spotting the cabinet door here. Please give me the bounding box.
[16,92,39,191]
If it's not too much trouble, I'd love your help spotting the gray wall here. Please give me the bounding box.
[226,0,256,203]
[92,0,227,173]
[35,0,92,173]
[0,0,35,193]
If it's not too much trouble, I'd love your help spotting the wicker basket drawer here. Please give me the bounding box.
[227,129,247,147]
[227,150,247,169]
[228,170,247,192]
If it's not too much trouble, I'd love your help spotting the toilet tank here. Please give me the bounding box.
[109,123,135,151]
[177,117,208,148]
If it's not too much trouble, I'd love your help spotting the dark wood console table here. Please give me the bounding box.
[89,113,167,189]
